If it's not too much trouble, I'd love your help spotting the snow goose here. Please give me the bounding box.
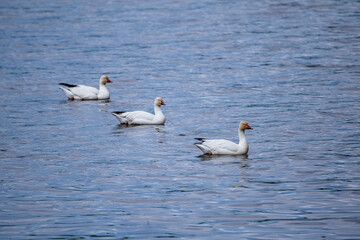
[112,97,166,125]
[194,121,253,155]
[59,75,112,100]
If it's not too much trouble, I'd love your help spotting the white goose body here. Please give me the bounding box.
[195,121,253,155]
[59,75,112,100]
[112,97,166,125]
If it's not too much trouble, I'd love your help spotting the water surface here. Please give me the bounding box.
[0,0,360,239]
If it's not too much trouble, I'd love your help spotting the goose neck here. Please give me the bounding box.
[154,104,163,115]
[238,129,247,144]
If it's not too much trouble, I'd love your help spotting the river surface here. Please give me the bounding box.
[1,0,360,239]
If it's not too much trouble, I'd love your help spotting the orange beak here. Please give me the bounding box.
[161,100,166,105]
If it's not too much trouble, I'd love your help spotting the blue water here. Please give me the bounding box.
[1,0,360,239]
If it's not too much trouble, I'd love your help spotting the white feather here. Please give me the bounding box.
[195,121,252,155]
[112,97,166,125]
[59,75,112,100]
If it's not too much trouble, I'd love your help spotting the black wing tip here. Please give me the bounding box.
[112,111,125,115]
[194,138,206,144]
[194,138,206,142]
[59,83,78,87]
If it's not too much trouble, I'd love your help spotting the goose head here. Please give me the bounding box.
[100,75,112,85]
[240,121,253,131]
[155,97,166,106]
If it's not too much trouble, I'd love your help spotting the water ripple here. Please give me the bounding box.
[1,0,360,239]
